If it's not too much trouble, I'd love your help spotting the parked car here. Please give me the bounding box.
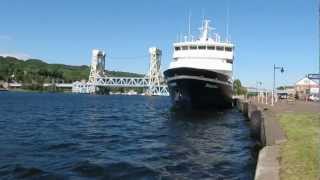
[308,95,320,102]
[278,93,288,99]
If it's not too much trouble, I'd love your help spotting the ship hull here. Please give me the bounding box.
[164,67,233,109]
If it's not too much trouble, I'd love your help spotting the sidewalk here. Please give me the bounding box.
[258,100,319,145]
[264,100,320,113]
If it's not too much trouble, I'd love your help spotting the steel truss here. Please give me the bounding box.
[72,48,169,96]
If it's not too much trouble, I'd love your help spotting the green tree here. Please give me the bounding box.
[233,79,247,95]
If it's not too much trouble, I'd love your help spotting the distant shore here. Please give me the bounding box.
[1,88,148,96]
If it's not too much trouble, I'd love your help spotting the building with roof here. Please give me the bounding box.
[295,77,319,99]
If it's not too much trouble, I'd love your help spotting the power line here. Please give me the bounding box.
[318,0,320,74]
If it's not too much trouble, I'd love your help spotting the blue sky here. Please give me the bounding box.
[0,0,319,88]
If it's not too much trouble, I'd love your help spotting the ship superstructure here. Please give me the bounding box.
[164,19,235,108]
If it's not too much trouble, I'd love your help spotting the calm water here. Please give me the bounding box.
[0,92,257,180]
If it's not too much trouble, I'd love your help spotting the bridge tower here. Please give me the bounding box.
[88,49,106,93]
[147,47,163,95]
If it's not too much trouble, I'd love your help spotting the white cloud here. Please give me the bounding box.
[0,52,32,60]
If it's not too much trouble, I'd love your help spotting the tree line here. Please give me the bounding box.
[0,56,143,91]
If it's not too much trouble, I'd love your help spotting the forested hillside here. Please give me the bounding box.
[0,56,143,84]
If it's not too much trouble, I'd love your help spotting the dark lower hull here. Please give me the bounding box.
[164,67,233,109]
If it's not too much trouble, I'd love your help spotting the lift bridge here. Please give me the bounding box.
[72,47,169,96]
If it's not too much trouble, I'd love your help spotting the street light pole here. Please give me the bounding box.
[272,64,285,106]
[318,0,320,98]
[272,64,275,106]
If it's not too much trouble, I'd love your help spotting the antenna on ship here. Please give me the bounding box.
[201,8,205,22]
[200,19,213,41]
[226,0,230,42]
[188,11,191,41]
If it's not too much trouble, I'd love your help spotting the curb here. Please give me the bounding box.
[235,99,286,180]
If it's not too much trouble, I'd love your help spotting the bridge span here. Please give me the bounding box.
[72,47,169,96]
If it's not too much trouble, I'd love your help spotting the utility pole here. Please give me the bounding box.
[318,0,320,75]
[318,0,320,97]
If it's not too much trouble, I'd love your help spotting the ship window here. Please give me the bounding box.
[226,59,233,64]
[216,46,224,51]
[182,46,188,50]
[174,47,181,51]
[225,47,233,52]
[190,46,197,50]
[198,46,206,50]
[207,46,215,50]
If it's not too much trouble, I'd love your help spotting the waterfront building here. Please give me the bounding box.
[295,77,319,98]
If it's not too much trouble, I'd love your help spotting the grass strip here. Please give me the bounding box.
[278,113,320,180]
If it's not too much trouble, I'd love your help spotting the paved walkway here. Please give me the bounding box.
[251,100,319,145]
[256,99,320,114]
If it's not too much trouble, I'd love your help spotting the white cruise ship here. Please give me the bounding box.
[164,19,234,108]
